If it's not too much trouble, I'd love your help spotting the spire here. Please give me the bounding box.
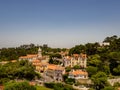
[38,47,42,58]
[38,47,42,52]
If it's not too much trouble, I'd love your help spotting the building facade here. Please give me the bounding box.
[19,47,47,62]
[45,64,65,81]
[68,69,88,79]
[63,53,87,68]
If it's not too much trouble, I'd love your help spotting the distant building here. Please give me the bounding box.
[32,59,41,71]
[108,78,120,86]
[38,47,42,59]
[19,47,49,62]
[59,50,69,57]
[32,59,48,72]
[29,81,36,86]
[63,53,87,68]
[68,69,88,79]
[0,61,8,65]
[39,62,49,72]
[99,42,110,46]
[63,56,71,67]
[19,54,38,62]
[45,64,65,81]
[0,60,17,65]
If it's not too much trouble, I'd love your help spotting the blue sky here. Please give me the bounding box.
[0,0,120,48]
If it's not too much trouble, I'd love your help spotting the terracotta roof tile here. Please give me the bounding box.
[19,54,37,59]
[48,64,65,70]
[73,54,79,57]
[70,70,88,75]
[48,64,57,70]
[32,60,40,63]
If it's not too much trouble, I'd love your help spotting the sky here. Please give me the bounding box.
[0,0,120,48]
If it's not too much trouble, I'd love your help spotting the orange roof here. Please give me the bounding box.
[32,60,40,63]
[48,64,57,70]
[70,70,88,75]
[32,60,41,66]
[48,64,65,70]
[29,81,36,86]
[73,54,79,57]
[72,53,87,58]
[57,67,65,70]
[33,63,41,66]
[32,61,49,66]
[19,54,37,59]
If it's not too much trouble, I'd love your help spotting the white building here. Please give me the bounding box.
[45,64,65,81]
[68,69,88,79]
[99,42,110,46]
[63,54,87,68]
[19,47,42,62]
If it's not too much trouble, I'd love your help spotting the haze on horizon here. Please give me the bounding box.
[0,0,120,48]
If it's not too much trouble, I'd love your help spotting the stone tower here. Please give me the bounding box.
[38,47,42,58]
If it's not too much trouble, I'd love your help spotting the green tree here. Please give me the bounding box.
[50,53,62,59]
[108,52,120,75]
[53,83,64,90]
[73,65,80,70]
[86,66,98,77]
[87,54,101,67]
[103,35,118,43]
[65,78,75,85]
[44,82,74,90]
[102,86,115,90]
[0,60,39,84]
[104,35,120,52]
[63,74,75,85]
[69,44,86,55]
[63,74,69,82]
[4,81,36,90]
[85,42,99,55]
[113,65,120,75]
[65,67,71,72]
[91,72,108,90]
[113,82,120,87]
[102,65,110,75]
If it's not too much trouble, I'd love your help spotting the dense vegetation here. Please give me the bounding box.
[69,36,120,75]
[48,53,62,65]
[36,86,53,90]
[69,35,120,90]
[4,81,36,90]
[44,82,75,90]
[0,43,66,61]
[0,44,38,61]
[0,60,40,84]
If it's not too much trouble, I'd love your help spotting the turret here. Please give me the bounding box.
[38,47,42,58]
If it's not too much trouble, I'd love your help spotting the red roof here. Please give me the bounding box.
[19,54,37,59]
[70,70,88,76]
